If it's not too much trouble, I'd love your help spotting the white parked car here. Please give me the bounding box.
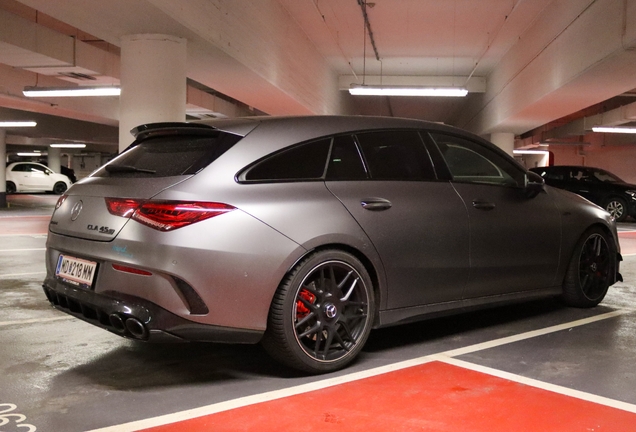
[6,162,72,195]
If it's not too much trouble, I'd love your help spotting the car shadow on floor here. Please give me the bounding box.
[56,297,618,390]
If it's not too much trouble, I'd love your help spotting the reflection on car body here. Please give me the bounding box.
[530,165,636,222]
[42,116,622,373]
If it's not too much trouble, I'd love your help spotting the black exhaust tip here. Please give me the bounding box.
[125,317,148,339]
[109,314,126,333]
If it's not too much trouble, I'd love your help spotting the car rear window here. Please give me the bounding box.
[94,132,242,178]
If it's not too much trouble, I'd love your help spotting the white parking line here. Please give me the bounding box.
[0,316,74,327]
[436,356,636,414]
[85,308,633,432]
[0,271,46,278]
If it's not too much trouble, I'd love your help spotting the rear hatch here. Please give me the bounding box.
[49,124,243,241]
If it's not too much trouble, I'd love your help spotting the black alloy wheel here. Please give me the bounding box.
[605,197,627,222]
[53,182,67,195]
[6,181,16,194]
[563,228,615,308]
[262,250,374,373]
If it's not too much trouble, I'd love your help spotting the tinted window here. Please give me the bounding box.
[326,135,367,181]
[356,131,435,181]
[431,133,522,187]
[536,168,567,181]
[244,139,331,181]
[11,164,27,172]
[95,132,241,178]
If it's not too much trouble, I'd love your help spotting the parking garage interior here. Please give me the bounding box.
[2,0,636,430]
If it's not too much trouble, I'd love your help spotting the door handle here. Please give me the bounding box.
[361,198,392,211]
[472,200,496,211]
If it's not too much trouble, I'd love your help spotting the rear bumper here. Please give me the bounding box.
[42,276,263,344]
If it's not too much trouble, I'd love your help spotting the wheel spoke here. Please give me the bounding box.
[337,270,354,290]
[335,325,352,351]
[297,295,317,311]
[322,329,335,357]
[298,322,321,339]
[340,277,359,302]
[295,312,315,329]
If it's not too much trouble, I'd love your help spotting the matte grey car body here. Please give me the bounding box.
[42,116,622,373]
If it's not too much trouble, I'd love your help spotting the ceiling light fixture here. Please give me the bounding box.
[23,86,121,97]
[349,85,468,97]
[17,152,42,157]
[592,126,636,134]
[0,121,37,127]
[50,143,87,149]
[513,150,550,155]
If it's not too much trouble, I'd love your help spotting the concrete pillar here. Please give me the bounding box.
[48,146,61,173]
[490,132,515,157]
[119,34,187,152]
[0,129,6,208]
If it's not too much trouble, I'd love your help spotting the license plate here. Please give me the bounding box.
[55,254,97,288]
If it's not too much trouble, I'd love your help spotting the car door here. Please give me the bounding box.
[428,132,561,298]
[325,131,470,309]
[23,163,50,191]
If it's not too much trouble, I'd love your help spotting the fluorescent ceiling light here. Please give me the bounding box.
[50,143,86,149]
[592,126,636,134]
[0,121,37,127]
[349,85,468,97]
[513,150,550,155]
[23,86,121,97]
[17,152,42,156]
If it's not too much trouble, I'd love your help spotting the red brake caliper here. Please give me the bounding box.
[296,289,316,320]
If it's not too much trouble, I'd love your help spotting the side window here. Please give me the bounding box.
[11,164,26,172]
[326,135,367,181]
[355,130,435,181]
[430,133,523,187]
[243,138,331,181]
[28,164,47,174]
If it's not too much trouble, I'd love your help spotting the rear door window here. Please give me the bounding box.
[355,130,436,181]
[326,135,367,181]
[95,132,241,178]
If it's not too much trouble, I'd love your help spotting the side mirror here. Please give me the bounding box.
[524,171,545,198]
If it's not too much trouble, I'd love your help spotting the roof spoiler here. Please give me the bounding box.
[130,122,219,140]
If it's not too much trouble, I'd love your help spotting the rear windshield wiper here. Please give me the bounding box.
[105,165,156,174]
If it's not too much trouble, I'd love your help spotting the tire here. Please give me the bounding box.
[262,249,375,374]
[53,182,67,195]
[605,197,627,222]
[562,227,616,308]
[6,181,16,194]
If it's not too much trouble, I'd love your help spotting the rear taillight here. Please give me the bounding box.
[105,198,142,217]
[55,195,68,210]
[105,198,235,231]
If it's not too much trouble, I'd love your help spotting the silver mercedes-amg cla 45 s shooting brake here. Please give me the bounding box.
[43,116,622,373]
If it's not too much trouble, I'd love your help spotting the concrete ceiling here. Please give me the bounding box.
[2,0,636,154]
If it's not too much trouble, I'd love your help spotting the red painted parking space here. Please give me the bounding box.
[0,215,50,236]
[618,231,636,256]
[142,361,636,432]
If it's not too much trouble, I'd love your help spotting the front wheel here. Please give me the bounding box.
[605,197,627,222]
[262,250,375,374]
[563,227,616,308]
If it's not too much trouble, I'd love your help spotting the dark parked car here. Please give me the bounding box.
[43,116,622,373]
[530,165,636,222]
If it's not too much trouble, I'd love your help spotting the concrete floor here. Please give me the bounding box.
[1,193,636,431]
